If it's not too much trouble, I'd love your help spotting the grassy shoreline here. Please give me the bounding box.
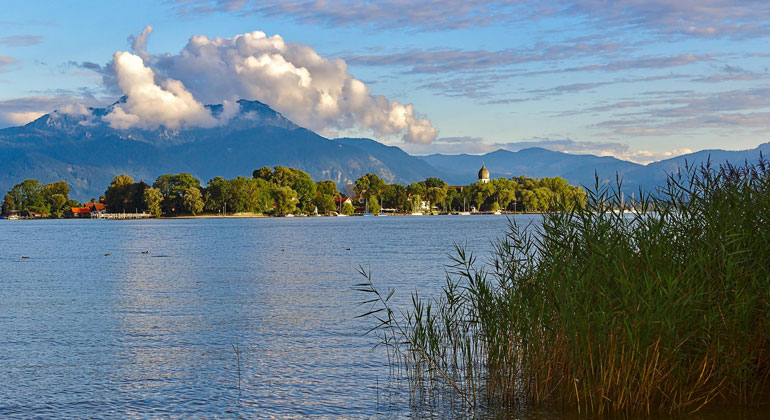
[359,161,770,415]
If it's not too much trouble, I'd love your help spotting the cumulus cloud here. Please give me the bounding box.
[103,51,217,130]
[128,25,153,62]
[134,29,436,142]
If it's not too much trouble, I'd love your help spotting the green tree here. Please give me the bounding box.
[426,186,447,212]
[2,193,17,215]
[272,186,297,215]
[104,175,135,213]
[519,189,538,211]
[271,166,296,187]
[15,179,45,211]
[410,194,423,213]
[423,177,447,189]
[253,167,273,182]
[342,201,354,216]
[205,176,230,212]
[252,178,274,213]
[406,182,426,198]
[48,194,67,217]
[269,166,315,211]
[497,188,516,210]
[229,176,256,212]
[446,187,460,211]
[41,181,70,204]
[368,196,381,214]
[132,181,150,212]
[540,176,570,196]
[355,173,386,201]
[354,175,371,198]
[153,173,201,215]
[313,194,336,214]
[292,173,317,212]
[381,184,409,212]
[182,187,204,215]
[316,180,338,197]
[533,187,553,210]
[467,182,493,210]
[144,188,163,217]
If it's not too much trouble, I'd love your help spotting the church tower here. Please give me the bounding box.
[478,163,490,183]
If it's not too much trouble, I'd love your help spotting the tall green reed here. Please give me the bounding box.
[358,159,770,415]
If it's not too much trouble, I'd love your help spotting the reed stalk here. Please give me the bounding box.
[359,159,770,415]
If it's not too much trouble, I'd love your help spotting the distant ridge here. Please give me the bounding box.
[421,143,770,193]
[1,98,768,200]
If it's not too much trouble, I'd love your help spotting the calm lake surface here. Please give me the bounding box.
[0,215,520,419]
[0,216,765,419]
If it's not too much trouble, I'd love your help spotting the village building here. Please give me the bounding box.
[334,196,353,206]
[70,202,107,217]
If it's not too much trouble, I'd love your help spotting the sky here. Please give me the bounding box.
[1,1,769,163]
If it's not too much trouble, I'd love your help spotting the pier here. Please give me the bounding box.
[91,212,151,219]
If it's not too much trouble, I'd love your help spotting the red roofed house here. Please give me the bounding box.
[85,202,106,212]
[70,202,107,218]
[71,207,91,217]
[334,196,352,206]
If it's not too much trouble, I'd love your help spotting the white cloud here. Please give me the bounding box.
[129,25,153,62]
[0,96,104,128]
[103,51,217,130]
[4,111,45,126]
[598,148,694,165]
[146,29,437,143]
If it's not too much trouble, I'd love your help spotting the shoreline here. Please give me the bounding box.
[2,211,545,221]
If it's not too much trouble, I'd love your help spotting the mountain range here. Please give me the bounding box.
[421,143,770,193]
[1,98,768,201]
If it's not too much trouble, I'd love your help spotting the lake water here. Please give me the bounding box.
[0,215,525,419]
[0,216,765,419]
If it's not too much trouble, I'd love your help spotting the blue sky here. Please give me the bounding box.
[1,1,769,163]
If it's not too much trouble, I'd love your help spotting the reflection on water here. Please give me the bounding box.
[0,216,764,419]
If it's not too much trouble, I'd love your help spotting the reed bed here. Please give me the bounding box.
[357,160,770,415]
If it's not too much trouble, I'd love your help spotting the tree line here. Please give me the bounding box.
[1,180,78,217]
[354,174,585,213]
[1,166,586,217]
